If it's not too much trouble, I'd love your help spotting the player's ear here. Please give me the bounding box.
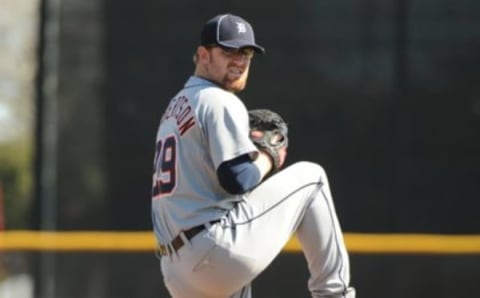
[197,46,210,63]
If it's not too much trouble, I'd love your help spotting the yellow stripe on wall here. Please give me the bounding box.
[0,231,156,252]
[1,231,480,254]
[286,233,480,254]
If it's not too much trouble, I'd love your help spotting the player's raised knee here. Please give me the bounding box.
[284,161,328,181]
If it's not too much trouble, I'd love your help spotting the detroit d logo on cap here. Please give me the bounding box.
[236,22,247,34]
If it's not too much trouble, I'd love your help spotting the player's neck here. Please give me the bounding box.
[193,69,224,90]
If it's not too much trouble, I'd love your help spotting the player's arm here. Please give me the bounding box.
[217,153,271,195]
[251,151,274,177]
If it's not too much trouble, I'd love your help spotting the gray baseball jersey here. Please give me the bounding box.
[151,76,258,244]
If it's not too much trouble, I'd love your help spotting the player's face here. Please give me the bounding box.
[204,46,254,92]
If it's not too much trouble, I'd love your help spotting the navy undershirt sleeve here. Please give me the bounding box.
[217,154,261,195]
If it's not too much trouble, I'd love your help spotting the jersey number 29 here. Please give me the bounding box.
[152,135,177,199]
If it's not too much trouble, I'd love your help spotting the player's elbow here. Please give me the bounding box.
[218,174,250,195]
[217,154,261,195]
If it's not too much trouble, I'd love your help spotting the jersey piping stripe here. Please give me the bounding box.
[320,187,348,297]
[219,182,322,228]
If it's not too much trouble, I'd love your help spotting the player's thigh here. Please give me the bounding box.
[226,162,326,262]
[245,161,326,231]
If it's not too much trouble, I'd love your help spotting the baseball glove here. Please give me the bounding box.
[248,109,288,173]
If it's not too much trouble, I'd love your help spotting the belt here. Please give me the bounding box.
[158,220,220,256]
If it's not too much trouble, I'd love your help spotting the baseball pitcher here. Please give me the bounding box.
[151,13,356,298]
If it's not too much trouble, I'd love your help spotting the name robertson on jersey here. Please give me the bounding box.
[161,95,196,135]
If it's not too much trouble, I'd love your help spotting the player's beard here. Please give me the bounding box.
[222,68,249,93]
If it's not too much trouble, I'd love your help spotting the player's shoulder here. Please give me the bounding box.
[185,76,241,105]
[197,87,246,115]
[198,86,239,104]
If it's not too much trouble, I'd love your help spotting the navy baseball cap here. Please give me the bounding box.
[200,14,265,54]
